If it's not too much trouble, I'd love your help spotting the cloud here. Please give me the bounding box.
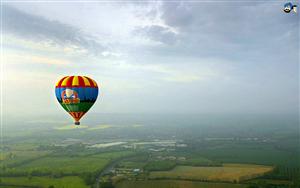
[133,25,178,45]
[101,51,122,57]
[4,52,71,66]
[134,1,298,60]
[2,2,298,115]
[2,4,106,55]
[115,59,222,83]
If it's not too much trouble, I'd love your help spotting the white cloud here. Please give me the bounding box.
[101,51,122,57]
[2,2,298,115]
[4,52,71,66]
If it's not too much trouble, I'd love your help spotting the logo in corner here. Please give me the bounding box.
[284,2,297,13]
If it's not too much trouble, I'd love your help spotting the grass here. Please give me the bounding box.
[7,143,38,151]
[1,150,50,167]
[246,179,293,185]
[178,156,218,166]
[144,161,177,171]
[10,151,134,174]
[14,156,110,174]
[116,180,248,188]
[149,164,273,182]
[197,142,299,167]
[118,161,146,169]
[0,176,89,188]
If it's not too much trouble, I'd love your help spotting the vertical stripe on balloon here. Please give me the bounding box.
[66,76,74,87]
[72,76,79,86]
[56,76,68,87]
[82,76,91,86]
[61,76,70,86]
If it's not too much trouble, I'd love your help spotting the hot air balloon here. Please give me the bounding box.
[55,76,99,125]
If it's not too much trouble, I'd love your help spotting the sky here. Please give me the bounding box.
[1,1,299,119]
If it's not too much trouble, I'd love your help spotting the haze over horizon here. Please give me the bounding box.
[2,1,299,121]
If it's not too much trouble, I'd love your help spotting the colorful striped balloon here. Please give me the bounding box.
[55,76,99,125]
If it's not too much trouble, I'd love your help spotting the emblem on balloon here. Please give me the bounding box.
[61,89,80,104]
[55,76,99,125]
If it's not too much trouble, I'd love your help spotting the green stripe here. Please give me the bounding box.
[60,102,94,112]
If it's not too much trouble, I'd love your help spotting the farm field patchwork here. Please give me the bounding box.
[149,164,273,182]
[116,180,248,188]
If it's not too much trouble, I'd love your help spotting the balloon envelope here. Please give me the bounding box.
[55,76,99,125]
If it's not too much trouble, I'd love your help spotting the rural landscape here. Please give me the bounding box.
[0,114,299,188]
[1,1,299,188]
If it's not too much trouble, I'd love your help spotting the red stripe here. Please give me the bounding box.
[60,85,86,88]
[70,112,78,119]
[69,112,74,118]
[78,76,85,87]
[65,76,74,87]
[56,76,68,87]
[84,76,95,87]
[57,76,96,88]
[68,111,85,122]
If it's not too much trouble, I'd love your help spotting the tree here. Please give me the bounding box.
[99,182,114,188]
[81,172,97,185]
[247,184,259,188]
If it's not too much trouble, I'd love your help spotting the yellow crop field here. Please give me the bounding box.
[150,164,273,182]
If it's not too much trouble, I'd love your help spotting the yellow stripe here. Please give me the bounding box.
[82,76,91,86]
[72,76,79,86]
[56,80,61,86]
[56,77,65,86]
[91,79,97,87]
[61,76,70,86]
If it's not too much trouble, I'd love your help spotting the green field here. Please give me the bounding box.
[0,176,89,188]
[178,156,219,166]
[118,161,146,169]
[1,150,50,167]
[246,179,293,186]
[14,156,109,174]
[197,143,299,167]
[144,160,177,171]
[6,151,134,174]
[150,164,273,182]
[116,180,248,188]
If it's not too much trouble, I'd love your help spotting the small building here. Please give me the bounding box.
[177,157,186,161]
[133,169,141,174]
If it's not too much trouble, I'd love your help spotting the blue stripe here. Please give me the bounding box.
[55,87,99,102]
